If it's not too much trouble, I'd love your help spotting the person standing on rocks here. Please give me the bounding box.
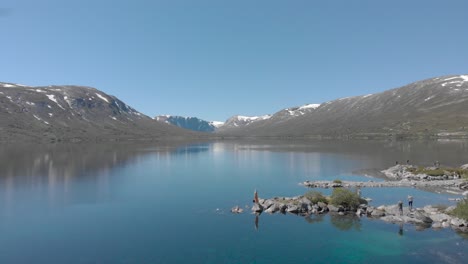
[408,195,413,211]
[398,200,403,216]
[253,189,259,204]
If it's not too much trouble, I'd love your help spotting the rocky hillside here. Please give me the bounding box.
[155,115,223,132]
[218,75,468,139]
[0,82,199,142]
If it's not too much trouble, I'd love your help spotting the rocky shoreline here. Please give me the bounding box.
[232,164,468,233]
[302,164,468,195]
[232,195,468,233]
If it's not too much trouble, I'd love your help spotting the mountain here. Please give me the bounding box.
[216,115,271,131]
[218,75,468,139]
[0,82,199,142]
[155,115,223,132]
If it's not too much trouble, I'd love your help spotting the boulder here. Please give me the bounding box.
[432,222,442,229]
[450,218,465,227]
[317,202,327,209]
[251,203,264,213]
[408,211,433,224]
[299,197,312,205]
[286,205,299,214]
[261,199,275,209]
[231,206,244,214]
[371,209,385,217]
[381,215,403,223]
[279,204,287,214]
[328,204,340,212]
[430,213,450,223]
[265,203,279,214]
[442,221,451,228]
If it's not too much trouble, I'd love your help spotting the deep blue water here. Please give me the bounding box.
[0,140,467,263]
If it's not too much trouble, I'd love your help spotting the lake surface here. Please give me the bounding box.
[0,140,467,263]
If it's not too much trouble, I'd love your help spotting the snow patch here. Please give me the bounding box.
[96,93,109,103]
[110,116,117,120]
[237,115,271,121]
[46,94,66,110]
[26,101,35,106]
[299,104,320,110]
[424,96,434,102]
[48,113,53,117]
[33,114,48,124]
[362,94,373,98]
[210,121,224,128]
[1,84,15,88]
[36,89,46,93]
[441,75,468,87]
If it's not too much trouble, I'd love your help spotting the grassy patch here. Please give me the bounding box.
[407,166,468,178]
[333,179,343,184]
[450,199,468,221]
[304,191,328,204]
[330,188,360,210]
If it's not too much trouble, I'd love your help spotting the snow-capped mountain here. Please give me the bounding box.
[154,115,224,132]
[0,82,197,142]
[216,115,271,131]
[218,75,468,139]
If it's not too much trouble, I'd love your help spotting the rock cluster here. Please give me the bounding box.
[301,164,468,195]
[240,195,468,233]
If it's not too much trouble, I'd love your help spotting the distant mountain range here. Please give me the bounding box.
[217,75,468,139]
[0,82,199,142]
[154,115,223,132]
[2,74,468,142]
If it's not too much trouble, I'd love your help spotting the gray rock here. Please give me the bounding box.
[429,213,450,223]
[286,205,299,214]
[450,218,465,227]
[251,203,264,213]
[381,215,403,223]
[371,209,385,217]
[279,204,287,214]
[409,211,433,224]
[432,222,442,229]
[317,202,327,209]
[328,204,340,212]
[299,197,312,205]
[265,203,279,214]
[442,221,451,228]
[261,199,275,209]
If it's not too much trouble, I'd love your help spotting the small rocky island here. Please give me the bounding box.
[232,164,468,233]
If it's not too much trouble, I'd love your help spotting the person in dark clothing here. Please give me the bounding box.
[398,200,403,216]
[408,195,413,210]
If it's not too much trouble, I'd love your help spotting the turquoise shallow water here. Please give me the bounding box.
[0,140,466,263]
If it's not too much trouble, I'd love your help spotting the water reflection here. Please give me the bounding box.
[329,214,361,231]
[0,141,202,215]
[304,213,325,224]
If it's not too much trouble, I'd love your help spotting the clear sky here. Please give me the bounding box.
[1,0,467,122]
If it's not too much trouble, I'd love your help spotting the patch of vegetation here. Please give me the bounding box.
[333,179,343,184]
[330,188,360,210]
[304,191,328,204]
[450,199,468,221]
[407,166,468,178]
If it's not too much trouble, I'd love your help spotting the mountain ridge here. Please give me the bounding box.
[0,82,201,142]
[217,74,468,139]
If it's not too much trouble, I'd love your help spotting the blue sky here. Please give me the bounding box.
[1,0,467,121]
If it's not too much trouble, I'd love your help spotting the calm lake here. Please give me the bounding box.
[0,140,467,263]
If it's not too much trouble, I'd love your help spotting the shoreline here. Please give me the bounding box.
[232,164,468,233]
